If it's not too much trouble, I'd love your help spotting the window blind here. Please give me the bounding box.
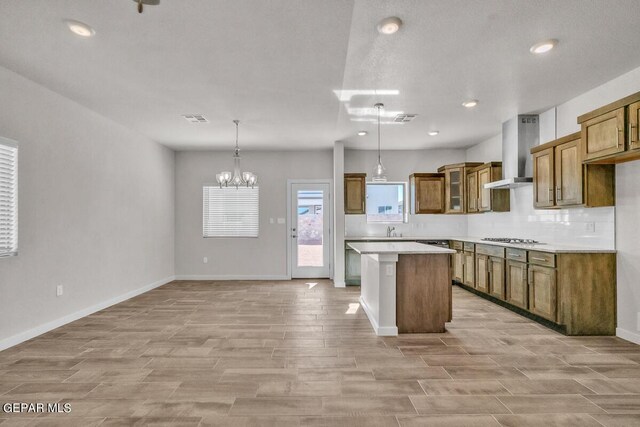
[203,186,259,237]
[0,138,18,257]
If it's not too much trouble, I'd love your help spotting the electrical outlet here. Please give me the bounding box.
[203,257,208,264]
[637,312,640,331]
[385,265,394,276]
[277,218,285,224]
[586,222,595,232]
[56,285,63,297]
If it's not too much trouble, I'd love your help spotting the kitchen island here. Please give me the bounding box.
[347,242,456,336]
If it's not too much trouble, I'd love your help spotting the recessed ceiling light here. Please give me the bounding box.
[462,99,479,108]
[377,16,402,35]
[530,39,558,54]
[357,131,368,136]
[65,20,95,37]
[428,131,439,136]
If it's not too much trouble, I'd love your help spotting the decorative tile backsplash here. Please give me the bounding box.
[345,185,614,249]
[345,213,467,239]
[467,186,615,249]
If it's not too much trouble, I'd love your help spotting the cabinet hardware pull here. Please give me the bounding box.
[509,253,521,258]
[556,187,561,201]
[522,266,527,283]
[531,256,547,262]
[617,127,623,148]
[548,188,553,202]
[528,270,534,285]
[630,123,634,145]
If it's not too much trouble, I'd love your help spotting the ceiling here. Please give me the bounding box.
[1,0,639,151]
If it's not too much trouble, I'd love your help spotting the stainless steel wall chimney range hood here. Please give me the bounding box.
[484,115,539,190]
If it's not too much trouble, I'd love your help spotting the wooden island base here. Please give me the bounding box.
[396,254,452,333]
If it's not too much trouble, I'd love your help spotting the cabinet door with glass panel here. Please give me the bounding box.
[438,163,483,214]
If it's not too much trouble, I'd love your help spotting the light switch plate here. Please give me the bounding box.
[203,257,208,264]
[586,222,595,232]
[56,285,63,297]
[277,218,285,224]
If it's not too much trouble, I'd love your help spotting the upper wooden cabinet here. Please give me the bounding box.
[630,101,640,151]
[466,171,479,213]
[473,162,510,213]
[533,147,555,208]
[410,173,445,214]
[344,173,366,214]
[578,91,640,164]
[531,133,614,209]
[581,108,626,161]
[437,163,482,214]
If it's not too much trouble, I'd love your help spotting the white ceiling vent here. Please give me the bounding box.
[182,114,209,123]
[394,113,418,123]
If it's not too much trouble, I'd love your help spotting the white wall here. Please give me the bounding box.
[0,65,175,350]
[175,150,332,279]
[465,134,502,163]
[344,148,468,238]
[333,142,345,287]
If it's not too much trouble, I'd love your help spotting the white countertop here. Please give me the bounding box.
[345,236,441,241]
[449,236,616,254]
[347,242,455,255]
[344,236,615,254]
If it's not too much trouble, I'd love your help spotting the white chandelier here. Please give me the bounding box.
[216,120,258,188]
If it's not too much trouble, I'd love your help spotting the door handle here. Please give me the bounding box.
[617,127,623,148]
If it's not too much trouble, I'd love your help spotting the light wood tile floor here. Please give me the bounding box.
[1,280,640,426]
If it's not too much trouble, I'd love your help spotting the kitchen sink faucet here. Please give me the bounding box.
[386,226,396,237]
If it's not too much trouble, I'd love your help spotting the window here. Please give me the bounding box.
[366,182,407,223]
[203,185,259,237]
[0,138,18,257]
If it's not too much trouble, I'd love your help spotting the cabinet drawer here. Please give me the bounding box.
[463,242,475,252]
[506,248,527,262]
[476,244,505,258]
[528,251,556,267]
[451,241,463,250]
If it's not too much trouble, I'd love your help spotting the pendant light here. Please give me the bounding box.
[372,103,387,182]
[216,120,258,188]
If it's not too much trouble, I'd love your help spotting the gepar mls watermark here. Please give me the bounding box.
[2,402,71,414]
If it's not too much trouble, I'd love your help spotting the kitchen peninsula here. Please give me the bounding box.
[347,242,455,336]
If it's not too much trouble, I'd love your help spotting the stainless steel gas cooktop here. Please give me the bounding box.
[481,238,540,244]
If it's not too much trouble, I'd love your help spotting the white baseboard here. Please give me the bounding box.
[359,295,398,336]
[0,275,175,352]
[333,280,346,288]
[617,327,640,345]
[174,275,289,281]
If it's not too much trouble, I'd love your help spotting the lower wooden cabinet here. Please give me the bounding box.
[475,254,489,293]
[453,250,464,282]
[488,257,505,300]
[506,260,528,309]
[463,251,475,287]
[462,245,616,336]
[528,265,557,322]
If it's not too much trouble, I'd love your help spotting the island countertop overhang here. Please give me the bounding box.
[347,242,456,255]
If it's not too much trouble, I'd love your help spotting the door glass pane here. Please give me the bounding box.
[449,170,461,210]
[297,190,323,267]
